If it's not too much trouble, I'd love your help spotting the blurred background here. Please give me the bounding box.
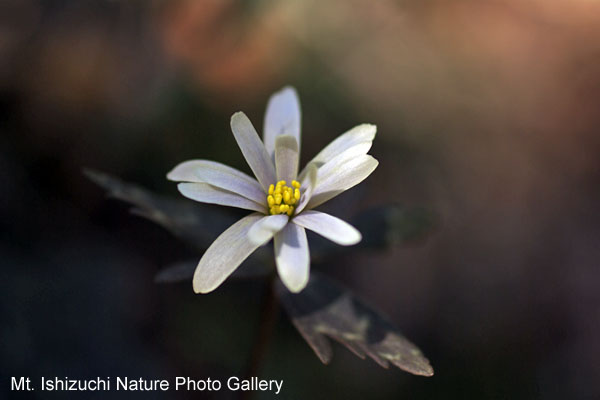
[2,0,600,398]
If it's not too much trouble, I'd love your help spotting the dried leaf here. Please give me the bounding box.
[276,271,434,376]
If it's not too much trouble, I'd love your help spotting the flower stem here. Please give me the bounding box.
[242,274,278,400]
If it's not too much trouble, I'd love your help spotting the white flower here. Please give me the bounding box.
[167,87,378,293]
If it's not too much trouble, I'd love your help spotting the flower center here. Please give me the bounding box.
[267,180,301,216]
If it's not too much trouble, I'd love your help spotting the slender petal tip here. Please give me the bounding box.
[275,224,310,293]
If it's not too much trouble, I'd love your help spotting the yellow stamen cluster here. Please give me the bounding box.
[267,180,301,216]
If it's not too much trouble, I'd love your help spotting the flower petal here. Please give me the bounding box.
[274,135,299,183]
[178,183,266,213]
[193,213,265,293]
[298,141,372,183]
[168,159,265,204]
[307,154,378,209]
[294,162,318,214]
[274,223,310,293]
[247,214,289,245]
[298,124,375,179]
[263,86,301,158]
[231,112,277,191]
[293,210,362,246]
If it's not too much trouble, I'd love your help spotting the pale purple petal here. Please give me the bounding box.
[263,86,301,158]
[294,163,318,214]
[193,213,264,293]
[177,183,266,213]
[298,124,375,179]
[274,222,310,293]
[167,159,265,204]
[230,112,277,191]
[274,135,299,183]
[247,214,289,245]
[293,210,361,246]
[307,154,378,209]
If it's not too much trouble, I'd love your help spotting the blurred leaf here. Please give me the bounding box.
[353,204,437,249]
[307,204,437,258]
[84,168,236,251]
[276,271,434,376]
[154,257,272,284]
[85,169,273,281]
[154,261,196,284]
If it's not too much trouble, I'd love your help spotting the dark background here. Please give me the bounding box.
[2,0,600,399]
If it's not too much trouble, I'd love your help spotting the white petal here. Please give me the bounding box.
[231,112,277,191]
[298,141,372,183]
[178,183,266,213]
[293,210,361,246]
[307,154,378,209]
[263,86,301,158]
[274,223,310,293]
[193,213,264,293]
[298,124,375,179]
[247,214,289,246]
[274,135,299,183]
[294,162,317,214]
[168,159,265,204]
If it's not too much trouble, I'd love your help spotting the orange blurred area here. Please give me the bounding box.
[159,0,293,98]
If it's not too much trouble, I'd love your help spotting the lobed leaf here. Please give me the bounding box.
[276,271,434,376]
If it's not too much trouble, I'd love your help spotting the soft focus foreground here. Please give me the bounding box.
[2,1,600,399]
